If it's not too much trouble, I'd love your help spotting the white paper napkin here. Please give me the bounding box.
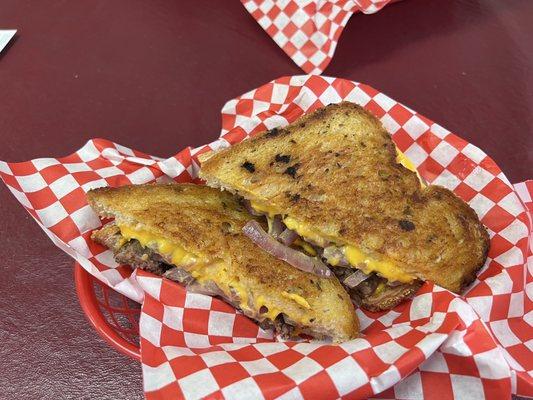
[0,29,17,53]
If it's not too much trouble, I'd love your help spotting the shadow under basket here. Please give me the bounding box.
[74,262,141,360]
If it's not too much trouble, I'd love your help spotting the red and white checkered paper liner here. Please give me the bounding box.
[241,0,397,74]
[1,76,531,399]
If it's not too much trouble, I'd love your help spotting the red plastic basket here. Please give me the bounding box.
[74,262,141,360]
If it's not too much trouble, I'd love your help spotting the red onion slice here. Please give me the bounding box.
[343,269,371,289]
[243,220,332,278]
[279,228,298,246]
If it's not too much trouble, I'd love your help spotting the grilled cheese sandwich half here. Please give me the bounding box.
[248,202,416,286]
[88,183,359,341]
[247,146,426,285]
[199,102,489,311]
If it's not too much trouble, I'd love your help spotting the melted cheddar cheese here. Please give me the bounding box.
[255,295,282,321]
[118,224,197,266]
[327,256,341,266]
[283,217,328,245]
[117,224,311,321]
[343,246,413,283]
[396,149,425,187]
[250,201,277,217]
[118,224,253,308]
[188,263,250,309]
[396,149,417,173]
[282,292,311,309]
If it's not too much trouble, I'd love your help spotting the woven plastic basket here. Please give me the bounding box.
[74,263,141,360]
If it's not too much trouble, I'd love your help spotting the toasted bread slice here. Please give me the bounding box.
[199,102,489,294]
[88,183,358,342]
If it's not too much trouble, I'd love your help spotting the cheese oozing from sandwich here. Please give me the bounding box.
[119,224,197,265]
[283,218,415,283]
[396,149,425,187]
[116,224,313,322]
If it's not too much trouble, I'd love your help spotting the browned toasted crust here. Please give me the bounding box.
[87,183,358,342]
[199,102,490,293]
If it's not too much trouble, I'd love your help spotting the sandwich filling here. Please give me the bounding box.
[241,150,424,311]
[92,222,318,338]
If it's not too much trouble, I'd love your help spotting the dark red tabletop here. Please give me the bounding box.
[0,1,531,399]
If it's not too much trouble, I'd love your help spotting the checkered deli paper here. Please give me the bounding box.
[241,0,398,74]
[1,76,531,400]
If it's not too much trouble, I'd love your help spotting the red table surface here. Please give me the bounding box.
[0,1,531,399]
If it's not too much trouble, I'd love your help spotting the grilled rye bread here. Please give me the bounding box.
[199,102,489,308]
[88,183,358,342]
